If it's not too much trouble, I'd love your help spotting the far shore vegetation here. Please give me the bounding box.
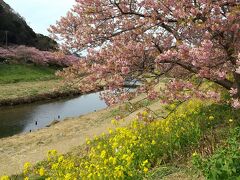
[0,62,78,106]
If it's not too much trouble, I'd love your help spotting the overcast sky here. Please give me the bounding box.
[4,0,76,35]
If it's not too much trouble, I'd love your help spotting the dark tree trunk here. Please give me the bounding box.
[233,72,240,98]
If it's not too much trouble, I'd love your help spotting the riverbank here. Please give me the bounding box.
[0,80,81,106]
[0,63,81,106]
[0,63,139,107]
[0,95,163,176]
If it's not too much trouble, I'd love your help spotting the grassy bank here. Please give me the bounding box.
[0,80,81,106]
[0,63,79,106]
[0,63,57,84]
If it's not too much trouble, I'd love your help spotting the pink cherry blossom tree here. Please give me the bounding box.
[49,0,240,106]
[0,45,79,67]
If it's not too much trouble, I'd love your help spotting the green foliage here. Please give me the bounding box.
[192,127,240,180]
[0,64,57,84]
[196,103,240,130]
[147,166,181,179]
[35,34,58,51]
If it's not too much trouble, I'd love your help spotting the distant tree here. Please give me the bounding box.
[0,45,78,67]
[49,0,240,106]
[35,34,58,51]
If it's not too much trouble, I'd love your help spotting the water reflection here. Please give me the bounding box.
[0,92,107,138]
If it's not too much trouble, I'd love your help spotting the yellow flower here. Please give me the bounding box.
[24,162,31,169]
[39,167,45,176]
[94,135,99,141]
[100,150,106,159]
[142,159,148,167]
[87,173,93,178]
[86,138,91,145]
[151,140,156,145]
[111,119,118,125]
[112,142,118,149]
[165,127,170,132]
[0,176,10,180]
[109,129,113,134]
[51,163,59,170]
[23,162,31,174]
[104,159,108,165]
[97,144,101,149]
[142,111,148,116]
[181,127,185,131]
[114,166,124,178]
[170,104,176,109]
[64,173,72,180]
[122,154,128,160]
[229,119,233,123]
[143,167,149,173]
[58,155,64,162]
[48,149,57,157]
[192,151,198,157]
[209,116,214,121]
[109,157,117,165]
[24,177,29,180]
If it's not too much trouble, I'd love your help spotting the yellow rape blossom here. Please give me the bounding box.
[58,155,64,163]
[192,151,198,157]
[100,150,106,159]
[23,162,31,175]
[143,167,149,173]
[48,149,57,156]
[142,159,148,167]
[151,140,156,145]
[142,111,148,116]
[21,100,230,179]
[0,176,10,180]
[39,167,45,176]
[51,163,59,170]
[209,116,214,121]
[64,173,72,180]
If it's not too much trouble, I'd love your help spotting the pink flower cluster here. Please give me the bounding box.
[0,46,79,67]
[100,89,134,106]
[161,79,221,103]
[232,98,240,109]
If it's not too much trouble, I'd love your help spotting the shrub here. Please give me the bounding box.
[192,127,240,180]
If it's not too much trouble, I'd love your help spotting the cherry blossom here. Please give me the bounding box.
[49,0,240,106]
[0,46,79,67]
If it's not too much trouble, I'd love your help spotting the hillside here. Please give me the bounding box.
[0,0,57,50]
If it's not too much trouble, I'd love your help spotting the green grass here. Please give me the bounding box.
[0,63,58,84]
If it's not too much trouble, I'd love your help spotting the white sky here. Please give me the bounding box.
[4,0,76,35]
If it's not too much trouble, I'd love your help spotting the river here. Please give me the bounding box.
[0,92,107,138]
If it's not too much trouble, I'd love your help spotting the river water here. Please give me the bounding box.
[0,92,107,138]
